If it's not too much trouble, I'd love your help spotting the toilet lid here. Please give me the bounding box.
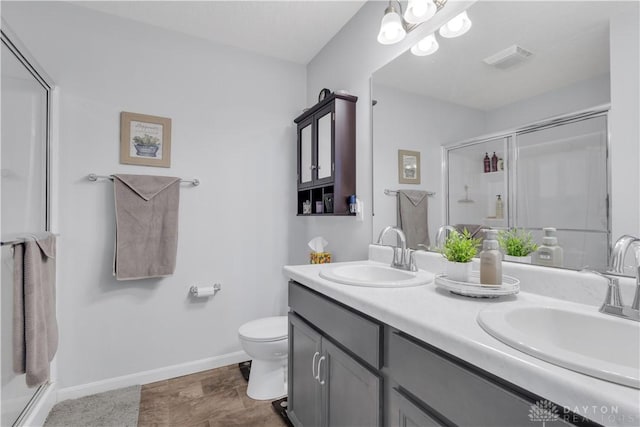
[238,316,288,342]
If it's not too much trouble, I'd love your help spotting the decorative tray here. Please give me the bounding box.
[434,272,520,298]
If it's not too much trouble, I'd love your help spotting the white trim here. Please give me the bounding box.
[17,382,57,427]
[56,351,248,401]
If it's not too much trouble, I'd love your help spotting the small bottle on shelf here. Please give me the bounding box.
[495,195,503,219]
[491,152,498,172]
[483,153,491,173]
[498,157,504,171]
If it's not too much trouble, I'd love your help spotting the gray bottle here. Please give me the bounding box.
[534,227,564,267]
[480,230,502,285]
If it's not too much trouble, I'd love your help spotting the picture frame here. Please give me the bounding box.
[120,111,172,168]
[398,149,421,184]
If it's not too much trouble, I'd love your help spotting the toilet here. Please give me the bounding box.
[238,316,288,400]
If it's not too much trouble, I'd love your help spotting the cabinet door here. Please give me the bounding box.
[288,313,322,427]
[320,339,381,427]
[315,105,334,183]
[298,118,314,187]
[390,388,446,427]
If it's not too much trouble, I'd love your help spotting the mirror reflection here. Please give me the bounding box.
[372,1,635,272]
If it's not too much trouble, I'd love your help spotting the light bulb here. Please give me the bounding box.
[404,0,436,25]
[411,33,439,56]
[439,11,472,38]
[377,5,406,45]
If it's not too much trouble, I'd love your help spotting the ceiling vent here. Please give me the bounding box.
[483,45,533,69]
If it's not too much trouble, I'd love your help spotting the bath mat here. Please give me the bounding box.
[239,360,251,382]
[271,397,293,427]
[44,385,141,427]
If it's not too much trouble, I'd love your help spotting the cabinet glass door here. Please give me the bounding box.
[299,122,313,185]
[316,109,333,181]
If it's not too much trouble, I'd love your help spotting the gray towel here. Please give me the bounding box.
[113,174,181,280]
[13,234,58,388]
[397,190,430,250]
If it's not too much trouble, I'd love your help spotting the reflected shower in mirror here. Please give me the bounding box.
[372,1,638,273]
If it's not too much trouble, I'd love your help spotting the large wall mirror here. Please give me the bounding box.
[372,1,638,274]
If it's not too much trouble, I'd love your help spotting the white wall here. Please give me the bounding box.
[2,1,305,390]
[609,8,640,240]
[485,74,611,134]
[371,84,486,244]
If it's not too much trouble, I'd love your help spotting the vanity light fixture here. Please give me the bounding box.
[377,1,472,58]
[439,10,472,38]
[411,33,439,56]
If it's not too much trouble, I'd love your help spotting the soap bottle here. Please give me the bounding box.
[480,229,502,286]
[483,153,491,173]
[491,152,498,172]
[495,195,503,219]
[534,227,564,267]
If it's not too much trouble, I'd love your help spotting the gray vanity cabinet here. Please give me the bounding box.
[390,388,444,427]
[288,314,323,427]
[288,313,381,427]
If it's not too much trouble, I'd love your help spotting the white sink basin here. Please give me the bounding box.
[478,305,640,389]
[319,262,433,288]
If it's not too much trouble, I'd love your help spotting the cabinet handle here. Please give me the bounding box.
[317,355,326,385]
[309,165,317,170]
[312,351,320,379]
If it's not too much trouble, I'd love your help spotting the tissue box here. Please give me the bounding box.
[310,252,331,264]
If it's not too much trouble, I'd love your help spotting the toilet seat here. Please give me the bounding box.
[238,316,288,342]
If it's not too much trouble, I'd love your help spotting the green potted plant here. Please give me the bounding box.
[132,134,160,157]
[441,229,480,282]
[498,228,538,263]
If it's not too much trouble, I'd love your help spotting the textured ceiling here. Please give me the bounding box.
[73,1,366,64]
[374,1,636,111]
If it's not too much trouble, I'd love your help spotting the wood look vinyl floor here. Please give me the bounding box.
[138,364,287,427]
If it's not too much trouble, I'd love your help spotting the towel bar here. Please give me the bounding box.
[1,232,59,247]
[384,189,435,197]
[87,173,200,186]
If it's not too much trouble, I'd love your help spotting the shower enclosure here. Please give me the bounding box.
[1,22,54,426]
[445,110,610,271]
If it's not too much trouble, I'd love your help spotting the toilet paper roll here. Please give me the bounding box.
[190,284,221,297]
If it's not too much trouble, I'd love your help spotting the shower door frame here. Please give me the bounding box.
[442,105,612,269]
[1,19,55,426]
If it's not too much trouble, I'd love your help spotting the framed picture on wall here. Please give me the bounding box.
[120,112,172,167]
[398,149,420,184]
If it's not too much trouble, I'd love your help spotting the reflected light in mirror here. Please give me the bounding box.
[377,4,407,45]
[411,33,439,56]
[439,10,472,38]
[404,0,437,24]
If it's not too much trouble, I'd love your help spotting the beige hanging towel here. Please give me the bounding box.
[397,190,430,250]
[13,234,58,387]
[113,174,181,280]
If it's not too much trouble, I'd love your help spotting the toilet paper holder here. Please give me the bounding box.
[189,283,222,297]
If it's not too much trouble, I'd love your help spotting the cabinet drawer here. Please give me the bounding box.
[289,281,382,369]
[388,331,572,427]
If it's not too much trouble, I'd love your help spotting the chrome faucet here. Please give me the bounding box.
[582,235,640,322]
[376,226,416,271]
[434,225,457,250]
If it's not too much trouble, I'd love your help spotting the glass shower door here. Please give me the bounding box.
[1,32,51,426]
[514,115,609,270]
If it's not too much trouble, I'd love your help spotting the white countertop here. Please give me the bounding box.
[283,256,640,426]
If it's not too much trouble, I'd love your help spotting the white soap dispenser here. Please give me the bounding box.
[480,229,502,286]
[534,227,564,267]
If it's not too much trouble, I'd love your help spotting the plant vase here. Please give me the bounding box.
[445,261,472,282]
[134,144,160,157]
[504,255,531,264]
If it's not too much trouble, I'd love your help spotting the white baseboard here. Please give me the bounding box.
[57,350,249,402]
[18,382,57,427]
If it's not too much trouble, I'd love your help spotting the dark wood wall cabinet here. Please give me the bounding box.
[294,93,357,216]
